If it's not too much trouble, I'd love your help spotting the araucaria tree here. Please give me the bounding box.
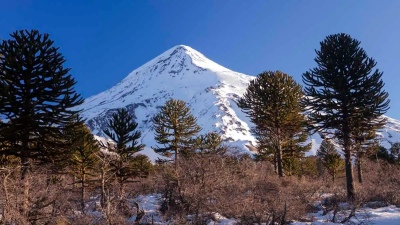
[302,33,390,199]
[194,132,227,155]
[317,139,343,182]
[103,107,147,198]
[103,108,145,156]
[282,131,311,176]
[390,142,400,164]
[238,71,309,177]
[152,98,201,169]
[0,30,83,213]
[67,121,100,212]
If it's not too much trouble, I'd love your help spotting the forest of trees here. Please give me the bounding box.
[0,30,399,224]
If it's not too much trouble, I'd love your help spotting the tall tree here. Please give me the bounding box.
[152,99,201,169]
[0,30,83,214]
[103,107,147,198]
[302,33,390,199]
[238,71,309,177]
[317,139,344,182]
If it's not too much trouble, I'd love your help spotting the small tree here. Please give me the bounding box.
[390,142,400,164]
[194,132,227,155]
[317,140,344,182]
[103,107,147,198]
[67,122,100,212]
[282,131,311,176]
[103,108,145,156]
[152,98,201,169]
[238,71,309,177]
[0,30,83,215]
[371,145,393,163]
[302,33,390,199]
[353,129,377,183]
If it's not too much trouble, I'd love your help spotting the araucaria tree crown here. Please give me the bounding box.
[302,33,390,199]
[103,107,145,158]
[0,29,84,165]
[238,71,309,177]
[152,98,201,164]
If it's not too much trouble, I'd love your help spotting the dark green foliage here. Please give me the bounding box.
[103,107,148,198]
[0,29,83,216]
[66,121,100,212]
[317,140,344,182]
[300,156,319,177]
[238,71,309,177]
[152,99,201,164]
[128,154,153,178]
[282,131,312,176]
[194,132,227,155]
[369,144,398,164]
[0,29,83,170]
[103,107,145,157]
[390,142,400,164]
[302,33,389,199]
[68,122,100,176]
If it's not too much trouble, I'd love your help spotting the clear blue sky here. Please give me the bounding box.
[1,0,400,118]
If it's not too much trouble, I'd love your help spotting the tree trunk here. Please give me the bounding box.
[21,150,30,220]
[1,170,11,222]
[101,166,106,208]
[119,179,125,200]
[357,157,363,183]
[343,136,356,200]
[174,148,182,195]
[332,171,335,182]
[277,144,284,177]
[174,147,179,173]
[81,170,86,213]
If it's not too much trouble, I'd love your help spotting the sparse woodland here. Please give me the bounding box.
[0,30,399,225]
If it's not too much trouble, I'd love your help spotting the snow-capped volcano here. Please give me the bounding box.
[78,45,256,157]
[78,45,400,159]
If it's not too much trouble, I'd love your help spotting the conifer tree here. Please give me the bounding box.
[353,129,376,183]
[103,108,145,157]
[372,145,393,162]
[152,99,201,169]
[0,30,83,214]
[390,142,400,164]
[282,132,311,176]
[103,107,147,198]
[195,132,227,155]
[317,140,344,182]
[238,71,309,177]
[67,121,100,212]
[302,33,390,199]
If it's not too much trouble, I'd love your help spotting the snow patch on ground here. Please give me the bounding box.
[292,205,400,225]
[129,194,164,224]
[126,193,400,225]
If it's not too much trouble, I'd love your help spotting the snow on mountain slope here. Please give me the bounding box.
[306,116,400,156]
[78,45,256,159]
[77,45,400,160]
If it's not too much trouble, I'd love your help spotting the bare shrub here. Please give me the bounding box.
[154,153,323,224]
[356,159,400,206]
